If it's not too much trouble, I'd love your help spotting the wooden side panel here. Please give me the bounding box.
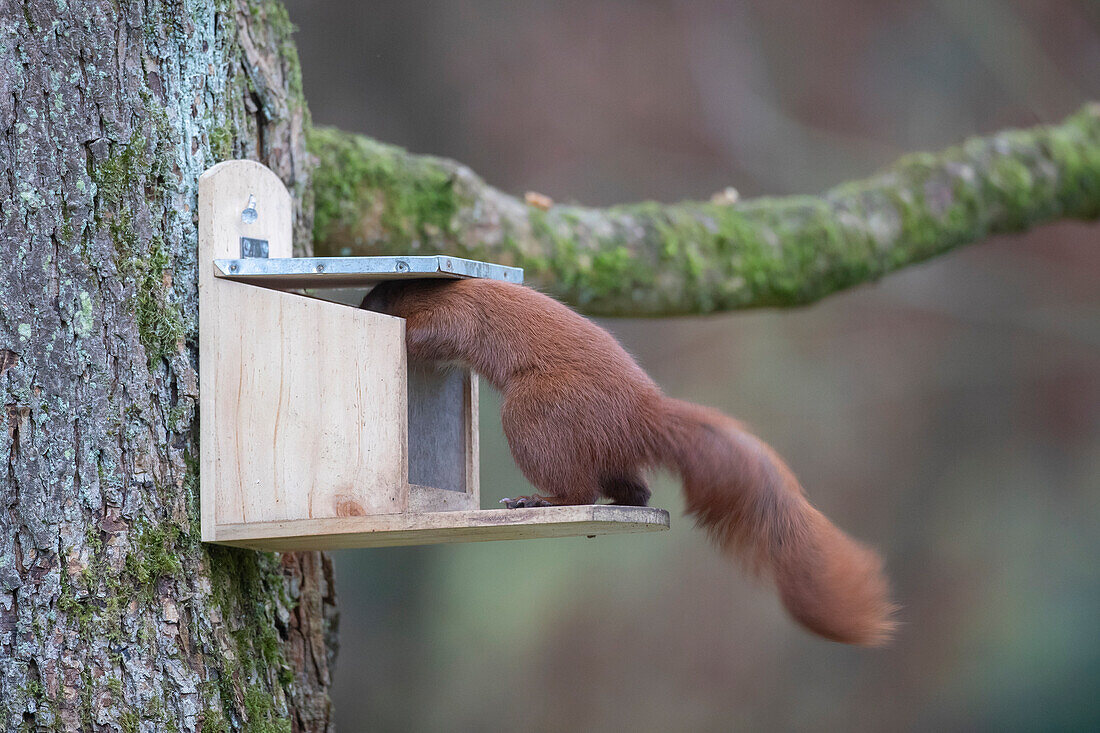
[209,287,407,525]
[287,288,481,511]
[199,161,408,538]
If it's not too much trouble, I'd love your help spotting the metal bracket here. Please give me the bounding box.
[240,236,269,258]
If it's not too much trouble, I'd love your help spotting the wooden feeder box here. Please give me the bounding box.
[198,161,669,551]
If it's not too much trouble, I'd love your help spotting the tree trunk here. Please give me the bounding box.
[0,1,335,730]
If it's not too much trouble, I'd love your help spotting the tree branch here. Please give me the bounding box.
[309,104,1100,316]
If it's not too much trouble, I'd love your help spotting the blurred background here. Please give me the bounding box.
[281,1,1100,729]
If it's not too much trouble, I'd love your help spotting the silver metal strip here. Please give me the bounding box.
[213,255,523,289]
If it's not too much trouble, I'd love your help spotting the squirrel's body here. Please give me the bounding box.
[363,278,896,645]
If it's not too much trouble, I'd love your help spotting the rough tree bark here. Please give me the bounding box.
[308,104,1100,316]
[1,1,335,730]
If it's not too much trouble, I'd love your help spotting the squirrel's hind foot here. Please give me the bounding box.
[499,495,556,509]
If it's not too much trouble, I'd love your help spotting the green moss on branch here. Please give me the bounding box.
[309,104,1100,316]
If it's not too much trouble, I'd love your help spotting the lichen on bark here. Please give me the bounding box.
[309,104,1100,316]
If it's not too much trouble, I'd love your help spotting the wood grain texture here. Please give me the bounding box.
[213,505,670,550]
[199,162,409,536]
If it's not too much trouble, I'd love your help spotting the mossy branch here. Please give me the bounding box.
[309,104,1100,316]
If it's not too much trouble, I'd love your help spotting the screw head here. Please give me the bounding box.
[241,194,258,224]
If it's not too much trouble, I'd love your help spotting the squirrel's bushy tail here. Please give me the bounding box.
[657,399,897,646]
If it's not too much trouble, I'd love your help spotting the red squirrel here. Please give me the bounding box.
[362,278,896,645]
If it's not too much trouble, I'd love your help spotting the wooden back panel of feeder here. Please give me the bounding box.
[198,161,408,539]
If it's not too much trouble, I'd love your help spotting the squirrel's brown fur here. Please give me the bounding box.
[362,278,896,645]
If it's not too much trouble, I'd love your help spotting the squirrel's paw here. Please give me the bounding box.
[499,495,555,509]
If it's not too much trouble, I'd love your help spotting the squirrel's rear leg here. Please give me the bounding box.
[600,474,651,506]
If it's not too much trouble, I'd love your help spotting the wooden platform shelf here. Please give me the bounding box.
[210,505,670,551]
[198,160,671,551]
